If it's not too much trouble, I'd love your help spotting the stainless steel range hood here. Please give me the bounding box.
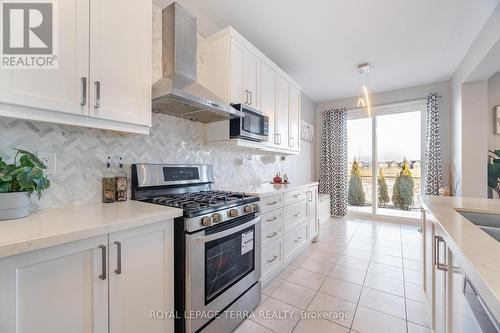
[152,3,243,122]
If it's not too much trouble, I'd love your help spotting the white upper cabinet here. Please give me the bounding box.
[275,75,289,149]
[288,85,300,152]
[0,0,89,117]
[89,0,151,127]
[243,50,260,110]
[206,27,301,154]
[0,0,151,134]
[260,61,276,145]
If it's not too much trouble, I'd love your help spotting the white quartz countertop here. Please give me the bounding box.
[216,182,319,196]
[420,196,500,319]
[0,201,183,258]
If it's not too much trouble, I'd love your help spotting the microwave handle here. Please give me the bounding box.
[191,216,260,242]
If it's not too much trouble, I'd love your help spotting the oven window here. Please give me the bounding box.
[205,225,255,304]
[242,111,263,135]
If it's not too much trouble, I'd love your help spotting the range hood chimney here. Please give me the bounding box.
[152,3,243,122]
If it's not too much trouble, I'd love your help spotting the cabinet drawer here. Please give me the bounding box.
[284,222,307,259]
[284,187,308,206]
[284,201,307,230]
[261,222,283,248]
[262,239,282,278]
[260,194,283,213]
[261,209,284,231]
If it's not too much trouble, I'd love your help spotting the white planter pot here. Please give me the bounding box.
[0,192,31,220]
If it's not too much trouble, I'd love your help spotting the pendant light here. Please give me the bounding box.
[356,63,372,117]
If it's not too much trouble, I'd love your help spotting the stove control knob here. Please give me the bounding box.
[243,205,253,214]
[212,213,222,223]
[228,209,239,218]
[251,204,259,212]
[201,216,213,226]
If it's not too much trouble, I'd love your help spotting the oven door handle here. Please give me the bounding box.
[191,217,261,242]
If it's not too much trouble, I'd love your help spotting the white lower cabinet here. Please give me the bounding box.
[259,185,318,285]
[0,221,174,333]
[422,209,488,333]
[108,222,174,333]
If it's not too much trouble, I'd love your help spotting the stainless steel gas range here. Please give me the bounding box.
[131,164,261,333]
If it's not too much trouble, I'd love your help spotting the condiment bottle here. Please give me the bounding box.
[102,156,116,203]
[115,157,128,202]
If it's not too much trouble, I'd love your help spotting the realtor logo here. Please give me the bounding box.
[1,0,57,68]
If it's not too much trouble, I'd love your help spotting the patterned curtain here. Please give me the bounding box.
[424,93,444,195]
[319,108,348,216]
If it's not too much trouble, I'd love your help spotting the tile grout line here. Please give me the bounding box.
[289,227,357,332]
[347,222,378,332]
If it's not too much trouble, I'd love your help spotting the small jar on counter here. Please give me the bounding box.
[102,156,116,203]
[115,157,128,202]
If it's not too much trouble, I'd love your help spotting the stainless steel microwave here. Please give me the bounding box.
[230,104,269,142]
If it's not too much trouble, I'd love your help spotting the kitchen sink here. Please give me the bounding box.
[456,211,500,242]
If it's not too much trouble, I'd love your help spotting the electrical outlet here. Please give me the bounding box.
[38,152,57,175]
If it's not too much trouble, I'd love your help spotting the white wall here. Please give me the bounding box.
[488,72,500,151]
[314,81,451,186]
[450,4,500,196]
[290,93,316,183]
[461,80,489,197]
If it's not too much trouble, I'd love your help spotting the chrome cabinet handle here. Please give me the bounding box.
[267,255,278,263]
[266,216,278,222]
[99,245,107,280]
[290,137,294,147]
[94,81,101,109]
[434,235,447,271]
[80,77,87,106]
[294,212,303,217]
[294,236,303,243]
[307,191,313,202]
[114,241,122,275]
[249,91,253,105]
[294,194,303,198]
[267,232,278,239]
[266,201,278,206]
[278,134,282,145]
[244,90,249,104]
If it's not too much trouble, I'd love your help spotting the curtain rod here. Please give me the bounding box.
[343,94,443,111]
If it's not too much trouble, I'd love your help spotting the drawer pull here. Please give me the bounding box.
[267,232,278,239]
[294,194,303,198]
[266,216,278,222]
[294,236,303,243]
[267,255,278,263]
[266,201,278,206]
[99,245,106,280]
[294,213,303,217]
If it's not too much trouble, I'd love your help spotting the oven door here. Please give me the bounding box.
[185,214,261,333]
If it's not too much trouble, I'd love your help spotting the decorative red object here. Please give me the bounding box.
[272,172,283,184]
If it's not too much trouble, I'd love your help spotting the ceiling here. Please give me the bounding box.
[177,0,499,102]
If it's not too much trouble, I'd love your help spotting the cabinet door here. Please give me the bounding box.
[230,40,246,105]
[244,51,260,110]
[276,75,289,149]
[89,0,151,127]
[288,85,300,151]
[449,253,483,333]
[0,0,89,116]
[260,62,276,145]
[307,185,319,240]
[109,221,174,333]
[0,235,108,333]
[433,225,448,333]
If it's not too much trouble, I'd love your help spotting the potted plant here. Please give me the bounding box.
[0,149,51,220]
[488,150,500,198]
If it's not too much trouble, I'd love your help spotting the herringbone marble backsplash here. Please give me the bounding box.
[0,114,292,209]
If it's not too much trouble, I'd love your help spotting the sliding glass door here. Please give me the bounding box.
[347,103,423,219]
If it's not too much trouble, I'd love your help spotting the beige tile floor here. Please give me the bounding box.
[234,218,432,333]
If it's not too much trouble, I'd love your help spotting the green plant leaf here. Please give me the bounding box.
[15,149,46,169]
[0,182,9,192]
